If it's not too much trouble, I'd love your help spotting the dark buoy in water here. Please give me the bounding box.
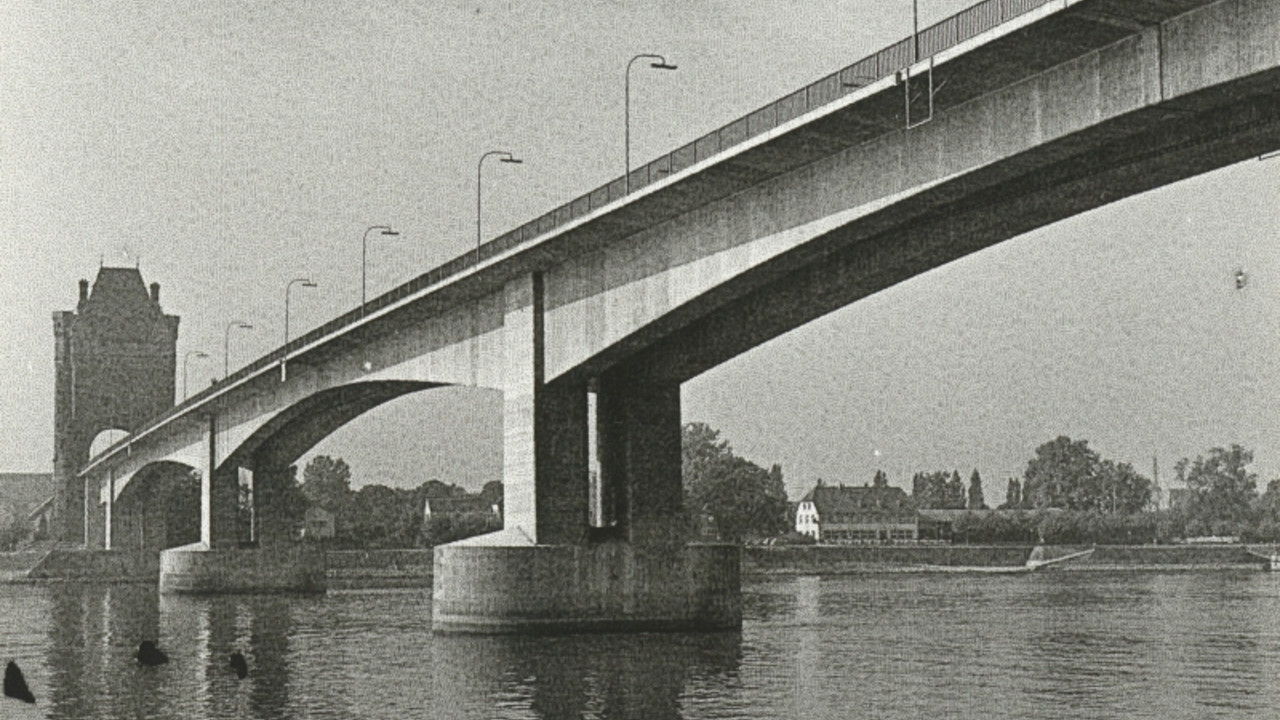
[229,651,248,680]
[4,660,35,704]
[135,641,168,666]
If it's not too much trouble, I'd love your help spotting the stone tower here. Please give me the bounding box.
[52,268,179,543]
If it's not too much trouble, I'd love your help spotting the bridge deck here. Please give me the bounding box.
[83,0,1243,476]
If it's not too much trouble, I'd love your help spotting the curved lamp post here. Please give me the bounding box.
[285,277,318,346]
[913,0,921,62]
[282,278,317,382]
[625,54,677,194]
[224,320,253,378]
[477,150,523,261]
[362,225,399,312]
[183,350,208,400]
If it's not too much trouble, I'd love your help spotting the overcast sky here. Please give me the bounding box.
[3,0,1276,503]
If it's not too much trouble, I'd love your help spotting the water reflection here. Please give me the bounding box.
[432,631,742,719]
[44,584,162,719]
[14,574,1280,719]
[37,584,294,720]
[160,592,294,720]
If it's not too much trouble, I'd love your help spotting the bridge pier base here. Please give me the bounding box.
[158,542,326,594]
[431,534,740,634]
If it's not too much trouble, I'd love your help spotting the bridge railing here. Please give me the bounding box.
[94,0,1055,467]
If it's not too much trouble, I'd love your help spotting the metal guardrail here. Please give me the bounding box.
[93,0,1056,468]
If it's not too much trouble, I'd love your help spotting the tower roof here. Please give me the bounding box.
[84,267,150,308]
[72,266,174,335]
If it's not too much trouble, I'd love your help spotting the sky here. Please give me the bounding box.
[2,0,1277,505]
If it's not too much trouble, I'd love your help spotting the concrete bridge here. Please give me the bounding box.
[69,0,1280,632]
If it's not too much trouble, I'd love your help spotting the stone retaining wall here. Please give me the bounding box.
[744,545,1034,574]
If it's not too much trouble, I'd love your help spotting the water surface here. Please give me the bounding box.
[2,572,1278,718]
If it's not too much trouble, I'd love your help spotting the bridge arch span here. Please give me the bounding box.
[217,380,441,474]
[94,460,200,551]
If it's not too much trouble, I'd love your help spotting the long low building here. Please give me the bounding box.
[795,484,918,543]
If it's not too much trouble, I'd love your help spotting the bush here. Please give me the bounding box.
[772,532,817,546]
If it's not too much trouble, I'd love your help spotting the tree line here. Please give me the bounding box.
[933,438,1279,544]
[252,455,501,549]
[241,430,1278,549]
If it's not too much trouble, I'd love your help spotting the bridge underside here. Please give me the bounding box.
[616,85,1280,384]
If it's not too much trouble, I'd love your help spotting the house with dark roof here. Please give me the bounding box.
[795,483,917,543]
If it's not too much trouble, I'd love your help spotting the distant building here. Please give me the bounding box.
[423,496,500,521]
[795,484,917,543]
[0,473,55,541]
[52,268,179,543]
[303,506,335,540]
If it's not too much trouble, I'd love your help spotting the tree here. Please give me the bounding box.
[162,469,202,548]
[480,480,503,512]
[946,471,965,509]
[419,479,467,499]
[1001,478,1022,510]
[682,422,788,542]
[301,456,353,513]
[346,484,423,548]
[967,469,986,510]
[912,471,963,509]
[1251,479,1280,541]
[1095,460,1152,515]
[1023,436,1101,511]
[872,469,889,488]
[1177,445,1257,536]
[1021,436,1154,514]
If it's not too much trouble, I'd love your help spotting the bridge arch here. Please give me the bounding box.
[96,460,200,551]
[202,380,441,547]
[89,429,130,459]
[218,380,441,474]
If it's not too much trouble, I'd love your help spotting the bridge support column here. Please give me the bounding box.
[103,470,114,549]
[432,274,740,633]
[160,417,323,594]
[84,474,106,549]
[597,371,684,548]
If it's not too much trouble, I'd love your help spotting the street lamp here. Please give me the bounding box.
[183,350,208,400]
[362,225,399,311]
[477,150,523,262]
[285,278,318,346]
[224,320,253,378]
[913,0,924,62]
[282,278,317,382]
[625,54,677,194]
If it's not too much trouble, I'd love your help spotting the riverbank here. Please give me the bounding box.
[743,543,1271,574]
[0,547,437,588]
[0,543,1270,586]
[325,548,434,589]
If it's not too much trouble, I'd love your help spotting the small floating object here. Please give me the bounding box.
[229,651,248,680]
[135,641,169,666]
[4,660,36,704]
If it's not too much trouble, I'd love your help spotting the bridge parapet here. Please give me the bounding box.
[84,0,1069,476]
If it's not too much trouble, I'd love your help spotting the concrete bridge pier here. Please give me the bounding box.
[431,274,740,633]
[159,417,324,594]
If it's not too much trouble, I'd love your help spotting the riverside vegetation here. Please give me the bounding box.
[4,429,1268,552]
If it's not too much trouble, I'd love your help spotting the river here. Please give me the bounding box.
[2,571,1278,718]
